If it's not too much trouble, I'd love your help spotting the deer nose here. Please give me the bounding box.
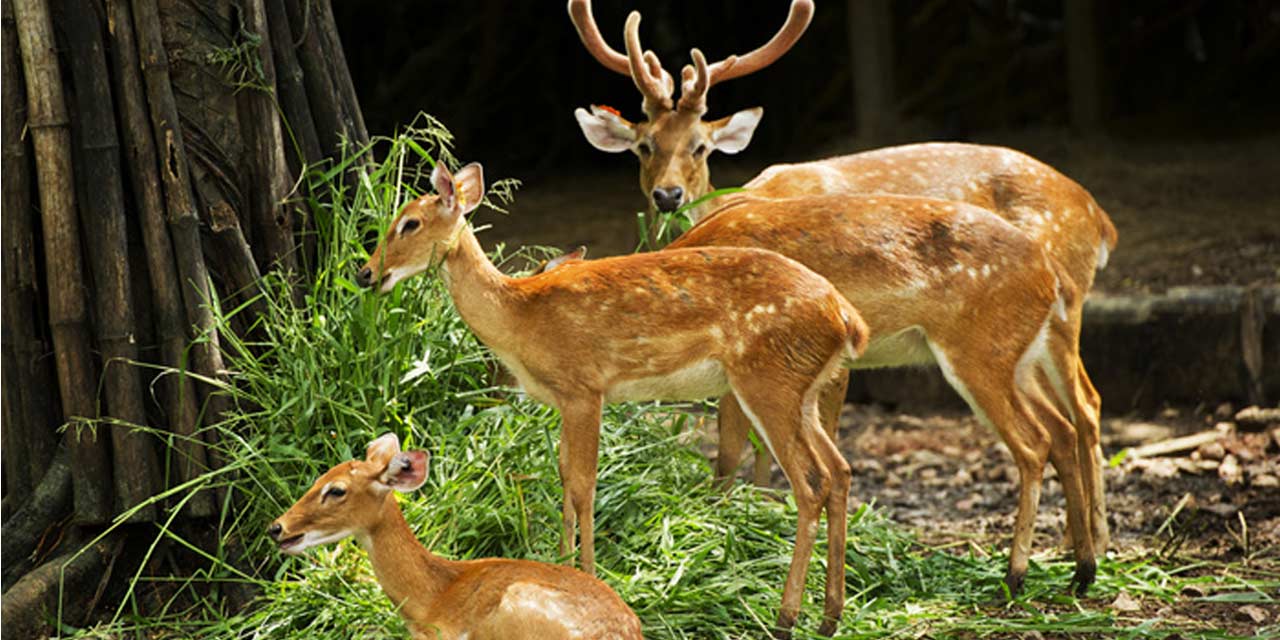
[652,186,685,212]
[355,265,373,288]
[267,522,283,541]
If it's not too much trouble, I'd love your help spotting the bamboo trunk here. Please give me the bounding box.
[13,0,113,524]
[313,0,368,150]
[2,0,59,498]
[265,0,320,273]
[106,0,215,517]
[238,0,301,294]
[283,0,347,157]
[131,0,235,485]
[61,0,159,521]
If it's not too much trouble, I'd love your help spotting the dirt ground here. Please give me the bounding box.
[713,402,1280,636]
[475,130,1280,294]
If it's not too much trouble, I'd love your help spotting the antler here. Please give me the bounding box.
[677,0,814,113]
[568,0,674,116]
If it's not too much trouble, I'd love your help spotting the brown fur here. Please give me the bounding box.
[271,436,642,640]
[360,162,868,636]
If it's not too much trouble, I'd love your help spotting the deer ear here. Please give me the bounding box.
[432,162,457,211]
[365,433,401,466]
[708,107,763,154]
[452,163,484,216]
[575,106,638,152]
[380,450,428,492]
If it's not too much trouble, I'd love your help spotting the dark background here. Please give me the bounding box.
[333,0,1280,180]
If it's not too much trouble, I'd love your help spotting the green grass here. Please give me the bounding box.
[63,119,1276,639]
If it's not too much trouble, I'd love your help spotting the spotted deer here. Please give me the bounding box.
[356,161,870,637]
[570,0,1118,592]
[268,433,642,640]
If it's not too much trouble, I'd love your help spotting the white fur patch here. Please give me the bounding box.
[606,359,730,402]
[925,339,993,430]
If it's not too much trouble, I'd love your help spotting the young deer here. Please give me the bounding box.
[356,162,870,636]
[666,193,1098,598]
[570,0,1116,574]
[268,433,643,640]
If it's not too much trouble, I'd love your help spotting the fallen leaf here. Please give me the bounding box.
[1111,591,1142,612]
[1239,604,1269,624]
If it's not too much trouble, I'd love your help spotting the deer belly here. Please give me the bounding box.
[852,326,936,370]
[605,359,730,403]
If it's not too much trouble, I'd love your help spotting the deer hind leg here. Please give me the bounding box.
[752,374,849,489]
[927,341,1050,598]
[716,394,752,487]
[1075,361,1109,552]
[812,374,851,636]
[557,395,603,574]
[731,378,839,639]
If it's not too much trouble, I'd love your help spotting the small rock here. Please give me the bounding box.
[908,449,948,468]
[953,468,972,486]
[1111,591,1142,612]
[1239,604,1269,624]
[956,493,983,511]
[1214,421,1236,435]
[1219,455,1243,485]
[1252,474,1279,489]
[1214,402,1235,420]
[918,467,938,482]
[1197,441,1226,461]
[1235,406,1280,430]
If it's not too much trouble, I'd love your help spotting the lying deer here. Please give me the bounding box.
[268,433,642,640]
[356,161,869,636]
[569,0,1117,590]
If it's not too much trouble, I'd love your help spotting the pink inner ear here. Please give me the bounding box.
[386,451,428,491]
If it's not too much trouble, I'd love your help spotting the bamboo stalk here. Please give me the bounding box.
[13,0,113,524]
[239,0,301,292]
[2,0,42,498]
[265,0,321,274]
[282,0,347,157]
[130,0,236,488]
[61,0,159,521]
[106,0,214,517]
[313,0,368,150]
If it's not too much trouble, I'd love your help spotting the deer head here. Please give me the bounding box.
[569,0,812,220]
[267,433,429,555]
[356,162,485,293]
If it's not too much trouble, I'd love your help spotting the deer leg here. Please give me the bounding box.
[558,396,603,574]
[716,394,751,487]
[732,381,831,639]
[815,416,850,637]
[929,341,1050,599]
[1075,361,1109,552]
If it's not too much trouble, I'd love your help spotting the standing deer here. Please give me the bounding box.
[357,161,870,637]
[570,0,1118,594]
[268,433,643,640]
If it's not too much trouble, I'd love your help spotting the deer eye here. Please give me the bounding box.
[323,486,347,501]
[399,218,421,235]
[691,142,708,158]
[636,141,653,157]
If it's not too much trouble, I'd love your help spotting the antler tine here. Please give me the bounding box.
[706,0,814,85]
[677,48,729,113]
[623,11,674,115]
[567,0,630,76]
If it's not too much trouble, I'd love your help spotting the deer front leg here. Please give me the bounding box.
[558,396,603,574]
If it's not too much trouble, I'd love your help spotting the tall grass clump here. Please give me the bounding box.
[63,116,1274,640]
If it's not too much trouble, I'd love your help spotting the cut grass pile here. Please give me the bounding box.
[66,120,1276,639]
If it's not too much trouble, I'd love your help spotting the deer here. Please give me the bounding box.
[356,161,871,637]
[569,0,1118,589]
[268,433,643,640]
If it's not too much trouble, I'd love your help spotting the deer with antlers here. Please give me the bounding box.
[357,161,870,637]
[570,0,1118,600]
[269,433,643,640]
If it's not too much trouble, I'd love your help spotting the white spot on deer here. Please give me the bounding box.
[981,264,992,277]
[967,267,978,279]
[949,263,965,274]
[709,326,724,339]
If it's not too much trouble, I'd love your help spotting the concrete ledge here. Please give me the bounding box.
[847,285,1279,413]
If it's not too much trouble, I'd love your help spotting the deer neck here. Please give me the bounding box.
[359,497,458,619]
[440,224,516,347]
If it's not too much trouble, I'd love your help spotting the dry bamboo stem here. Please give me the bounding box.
[13,0,113,523]
[265,0,320,272]
[62,0,160,521]
[314,0,367,149]
[107,0,215,518]
[283,0,347,157]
